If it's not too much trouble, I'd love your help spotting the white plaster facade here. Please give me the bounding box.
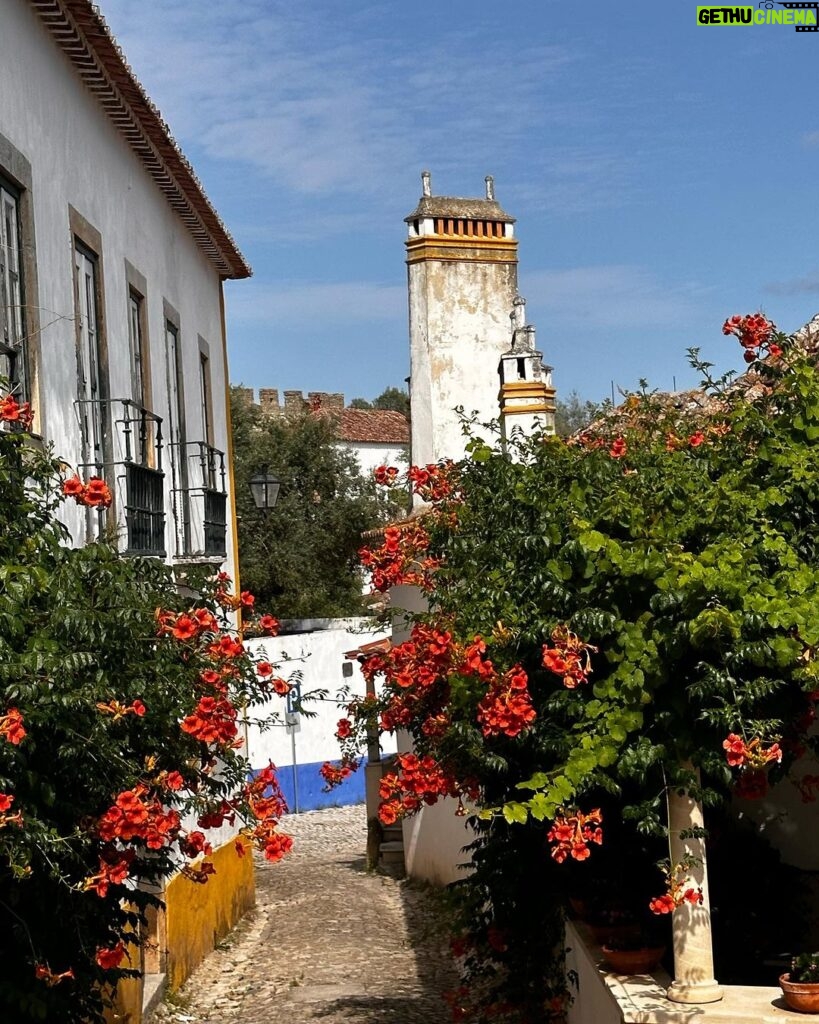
[0,0,249,571]
[245,618,396,812]
[344,438,408,479]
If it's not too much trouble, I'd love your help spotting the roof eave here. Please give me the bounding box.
[33,0,251,280]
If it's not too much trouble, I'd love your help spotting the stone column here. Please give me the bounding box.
[666,769,723,1004]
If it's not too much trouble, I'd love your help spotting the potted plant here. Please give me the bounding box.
[780,953,819,1013]
[602,928,666,976]
[585,905,640,946]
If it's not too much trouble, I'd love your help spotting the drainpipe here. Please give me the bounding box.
[666,766,723,1004]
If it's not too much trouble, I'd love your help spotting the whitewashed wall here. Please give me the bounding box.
[245,618,395,813]
[340,439,408,478]
[408,258,517,468]
[565,922,624,1024]
[1,0,235,570]
[388,585,475,882]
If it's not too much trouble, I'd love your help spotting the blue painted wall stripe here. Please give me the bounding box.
[251,758,368,814]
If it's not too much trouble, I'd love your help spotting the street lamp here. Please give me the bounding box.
[249,467,280,511]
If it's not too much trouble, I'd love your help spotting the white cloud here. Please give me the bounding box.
[801,130,819,148]
[521,264,703,329]
[765,273,819,296]
[100,0,627,219]
[226,279,405,325]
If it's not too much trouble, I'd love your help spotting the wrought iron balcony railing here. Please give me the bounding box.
[75,398,166,556]
[170,441,227,559]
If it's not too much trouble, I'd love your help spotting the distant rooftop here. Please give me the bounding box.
[338,409,409,445]
[30,0,251,279]
[235,387,410,446]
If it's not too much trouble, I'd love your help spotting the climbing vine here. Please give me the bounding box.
[333,315,819,1022]
[0,390,291,1023]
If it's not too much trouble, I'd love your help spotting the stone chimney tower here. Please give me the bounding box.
[405,172,518,466]
[498,296,555,443]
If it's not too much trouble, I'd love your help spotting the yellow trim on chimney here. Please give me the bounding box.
[502,402,552,415]
[405,235,517,265]
[500,382,550,401]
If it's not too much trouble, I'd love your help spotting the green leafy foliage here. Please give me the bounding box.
[553,390,603,437]
[363,320,819,1020]
[790,952,819,984]
[349,386,410,417]
[0,416,290,1022]
[230,388,402,616]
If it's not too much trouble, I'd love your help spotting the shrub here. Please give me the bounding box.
[0,392,291,1022]
[336,315,819,1021]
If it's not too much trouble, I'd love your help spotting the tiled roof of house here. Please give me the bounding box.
[338,409,410,445]
[30,0,251,279]
[344,637,392,660]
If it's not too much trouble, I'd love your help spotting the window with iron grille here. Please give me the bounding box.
[203,486,227,557]
[165,318,191,556]
[172,441,228,558]
[125,460,165,555]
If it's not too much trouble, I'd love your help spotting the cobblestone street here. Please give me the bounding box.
[148,805,458,1024]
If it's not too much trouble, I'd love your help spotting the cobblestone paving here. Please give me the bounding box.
[149,804,458,1024]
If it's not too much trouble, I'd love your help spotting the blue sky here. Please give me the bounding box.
[102,0,819,405]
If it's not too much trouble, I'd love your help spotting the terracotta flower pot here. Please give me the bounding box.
[602,945,665,976]
[587,922,640,946]
[779,973,819,1014]
[568,897,590,919]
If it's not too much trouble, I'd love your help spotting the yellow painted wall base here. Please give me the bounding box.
[165,838,256,991]
[103,974,143,1024]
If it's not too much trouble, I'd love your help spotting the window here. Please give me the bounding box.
[164,315,190,555]
[128,290,146,409]
[197,340,225,555]
[73,242,105,473]
[0,181,26,397]
[199,351,212,447]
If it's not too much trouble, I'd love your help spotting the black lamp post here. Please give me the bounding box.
[249,467,280,511]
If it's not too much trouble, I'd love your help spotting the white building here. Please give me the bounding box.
[1,1,252,1016]
[1,0,250,571]
[245,618,396,814]
[390,174,558,881]
[238,387,410,476]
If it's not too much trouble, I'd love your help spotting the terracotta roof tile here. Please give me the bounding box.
[344,637,392,660]
[338,409,410,445]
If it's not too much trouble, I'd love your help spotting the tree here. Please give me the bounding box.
[231,388,401,617]
[373,386,410,417]
[348,386,410,418]
[553,389,601,436]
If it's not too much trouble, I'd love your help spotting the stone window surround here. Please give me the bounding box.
[0,132,42,432]
[162,300,191,557]
[124,258,154,416]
